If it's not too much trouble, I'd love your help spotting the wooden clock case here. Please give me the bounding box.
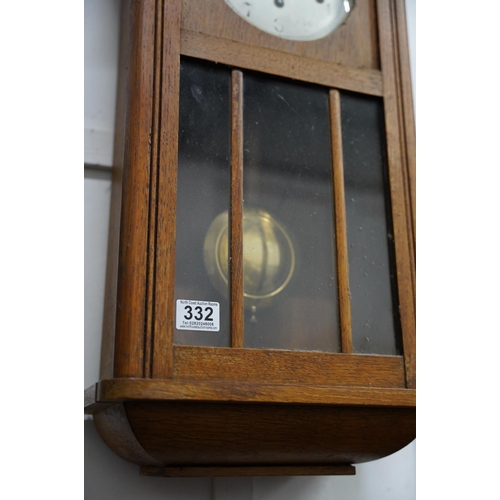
[84,0,416,477]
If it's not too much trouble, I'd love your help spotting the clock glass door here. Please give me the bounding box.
[173,56,401,356]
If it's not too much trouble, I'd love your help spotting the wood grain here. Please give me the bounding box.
[144,0,164,377]
[93,403,163,466]
[376,0,416,388]
[173,346,405,388]
[151,0,181,378]
[97,378,416,407]
[394,0,416,252]
[230,70,244,348]
[329,90,353,354]
[181,30,384,97]
[125,401,415,466]
[387,0,415,295]
[140,464,355,477]
[113,0,156,378]
[181,0,380,70]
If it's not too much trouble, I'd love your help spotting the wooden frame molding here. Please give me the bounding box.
[181,30,384,97]
[393,0,416,247]
[173,346,406,388]
[143,0,164,378]
[180,0,380,71]
[140,465,356,477]
[151,0,181,379]
[93,378,416,408]
[376,0,416,388]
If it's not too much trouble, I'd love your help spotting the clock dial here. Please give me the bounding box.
[225,0,355,41]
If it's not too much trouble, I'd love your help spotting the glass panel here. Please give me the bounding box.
[242,73,340,352]
[341,91,402,355]
[174,58,231,347]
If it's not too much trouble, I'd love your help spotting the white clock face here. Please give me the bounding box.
[225,0,355,41]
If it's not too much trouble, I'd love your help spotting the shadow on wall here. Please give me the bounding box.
[85,419,212,499]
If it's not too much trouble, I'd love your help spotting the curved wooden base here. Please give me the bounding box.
[93,399,415,472]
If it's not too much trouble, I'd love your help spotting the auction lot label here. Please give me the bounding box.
[176,299,220,332]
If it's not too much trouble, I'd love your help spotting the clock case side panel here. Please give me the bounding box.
[99,0,132,381]
[376,0,415,389]
[100,0,180,380]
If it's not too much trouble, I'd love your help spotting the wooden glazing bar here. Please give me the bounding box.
[152,0,181,378]
[376,0,416,388]
[329,90,353,354]
[140,465,356,477]
[144,0,164,378]
[230,70,244,348]
[173,346,406,388]
[181,30,384,97]
[113,0,156,378]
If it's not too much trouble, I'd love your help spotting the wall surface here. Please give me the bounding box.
[84,1,416,498]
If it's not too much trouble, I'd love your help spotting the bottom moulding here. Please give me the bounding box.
[140,464,356,477]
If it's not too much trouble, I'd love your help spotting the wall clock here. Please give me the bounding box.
[85,0,416,477]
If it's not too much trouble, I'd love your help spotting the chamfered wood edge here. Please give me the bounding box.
[180,29,384,97]
[85,384,114,414]
[91,378,415,408]
[85,384,97,408]
[140,464,356,477]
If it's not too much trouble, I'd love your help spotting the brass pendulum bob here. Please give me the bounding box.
[203,208,295,320]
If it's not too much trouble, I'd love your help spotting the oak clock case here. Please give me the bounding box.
[85,0,416,478]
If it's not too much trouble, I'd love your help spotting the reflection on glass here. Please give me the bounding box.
[174,58,231,347]
[243,73,340,352]
[341,92,402,355]
[203,208,296,313]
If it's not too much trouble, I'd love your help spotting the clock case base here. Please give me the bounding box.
[85,379,415,476]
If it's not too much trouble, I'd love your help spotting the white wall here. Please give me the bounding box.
[84,1,416,498]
